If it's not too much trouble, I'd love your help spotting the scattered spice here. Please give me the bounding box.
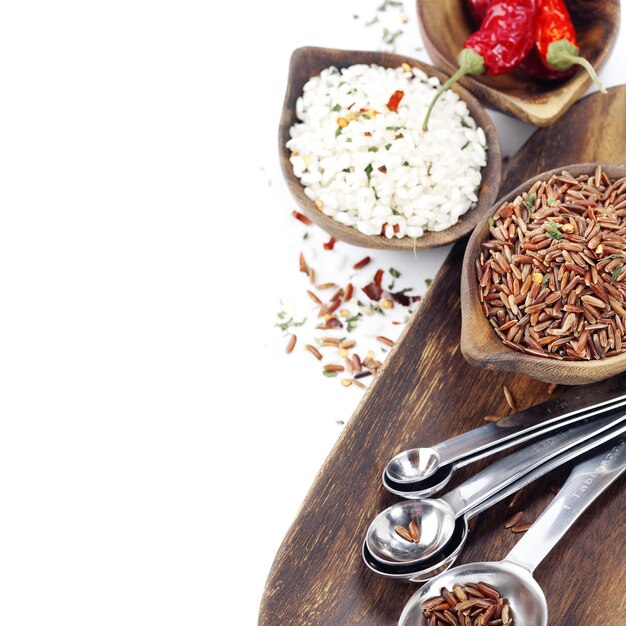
[323,236,337,250]
[275,311,307,333]
[286,334,297,354]
[307,290,322,305]
[292,210,312,225]
[305,344,323,360]
[386,89,405,112]
[503,385,517,412]
[511,521,532,533]
[377,335,395,347]
[299,252,308,274]
[503,511,523,528]
[354,256,372,270]
[483,414,502,422]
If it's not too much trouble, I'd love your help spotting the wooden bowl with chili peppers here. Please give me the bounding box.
[417,0,620,127]
[279,46,502,250]
[460,162,626,385]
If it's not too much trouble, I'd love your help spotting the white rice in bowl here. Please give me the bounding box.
[287,63,488,239]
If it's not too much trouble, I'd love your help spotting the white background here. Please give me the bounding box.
[0,2,624,624]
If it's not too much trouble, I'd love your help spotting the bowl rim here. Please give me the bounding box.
[461,161,626,384]
[279,46,502,250]
[415,0,621,127]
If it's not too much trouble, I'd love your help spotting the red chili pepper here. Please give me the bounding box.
[533,0,606,92]
[465,0,491,26]
[374,269,384,287]
[423,0,537,130]
[323,236,337,250]
[291,210,312,225]
[518,47,574,81]
[386,90,405,112]
[465,0,573,81]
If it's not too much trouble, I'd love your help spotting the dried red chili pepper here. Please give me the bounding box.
[323,236,337,250]
[362,282,383,301]
[423,0,537,131]
[533,0,606,92]
[465,0,572,81]
[519,47,574,80]
[291,210,312,225]
[374,269,384,287]
[386,90,405,112]
[465,0,491,25]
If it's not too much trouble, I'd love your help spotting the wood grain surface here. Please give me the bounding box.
[259,87,626,626]
[416,0,620,127]
[279,47,502,251]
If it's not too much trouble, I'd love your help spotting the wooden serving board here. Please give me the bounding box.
[259,87,626,626]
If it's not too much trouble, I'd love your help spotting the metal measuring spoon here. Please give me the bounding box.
[398,436,626,626]
[366,410,626,566]
[385,375,626,494]
[362,418,626,582]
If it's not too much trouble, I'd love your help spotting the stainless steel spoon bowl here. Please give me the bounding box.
[399,436,626,625]
[385,376,626,491]
[366,410,626,566]
[363,416,626,581]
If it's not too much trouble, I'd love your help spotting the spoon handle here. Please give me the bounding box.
[441,410,626,517]
[431,376,626,466]
[465,421,626,521]
[505,436,626,574]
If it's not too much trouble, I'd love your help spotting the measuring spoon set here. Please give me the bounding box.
[362,376,626,589]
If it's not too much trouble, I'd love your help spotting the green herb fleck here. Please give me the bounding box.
[365,16,379,26]
[323,371,338,378]
[461,119,471,128]
[391,208,400,215]
[390,267,401,278]
[548,197,556,206]
[303,232,309,240]
[487,217,495,227]
[425,278,432,288]
[385,126,401,131]
[370,303,384,315]
[346,312,362,332]
[382,28,403,45]
[606,254,625,260]
[362,113,371,120]
[372,187,379,200]
[275,312,307,333]
[541,274,550,290]
[346,138,352,143]
[332,103,341,112]
[385,143,392,150]
[524,192,537,209]
[368,147,379,152]
[461,141,469,150]
[364,163,373,182]
[402,161,409,166]
[544,220,563,240]
[377,0,403,10]
[611,265,624,283]
[388,280,395,290]
[335,127,342,138]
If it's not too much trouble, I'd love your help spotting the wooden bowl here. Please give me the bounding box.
[461,162,626,385]
[279,46,502,250]
[417,0,620,127]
